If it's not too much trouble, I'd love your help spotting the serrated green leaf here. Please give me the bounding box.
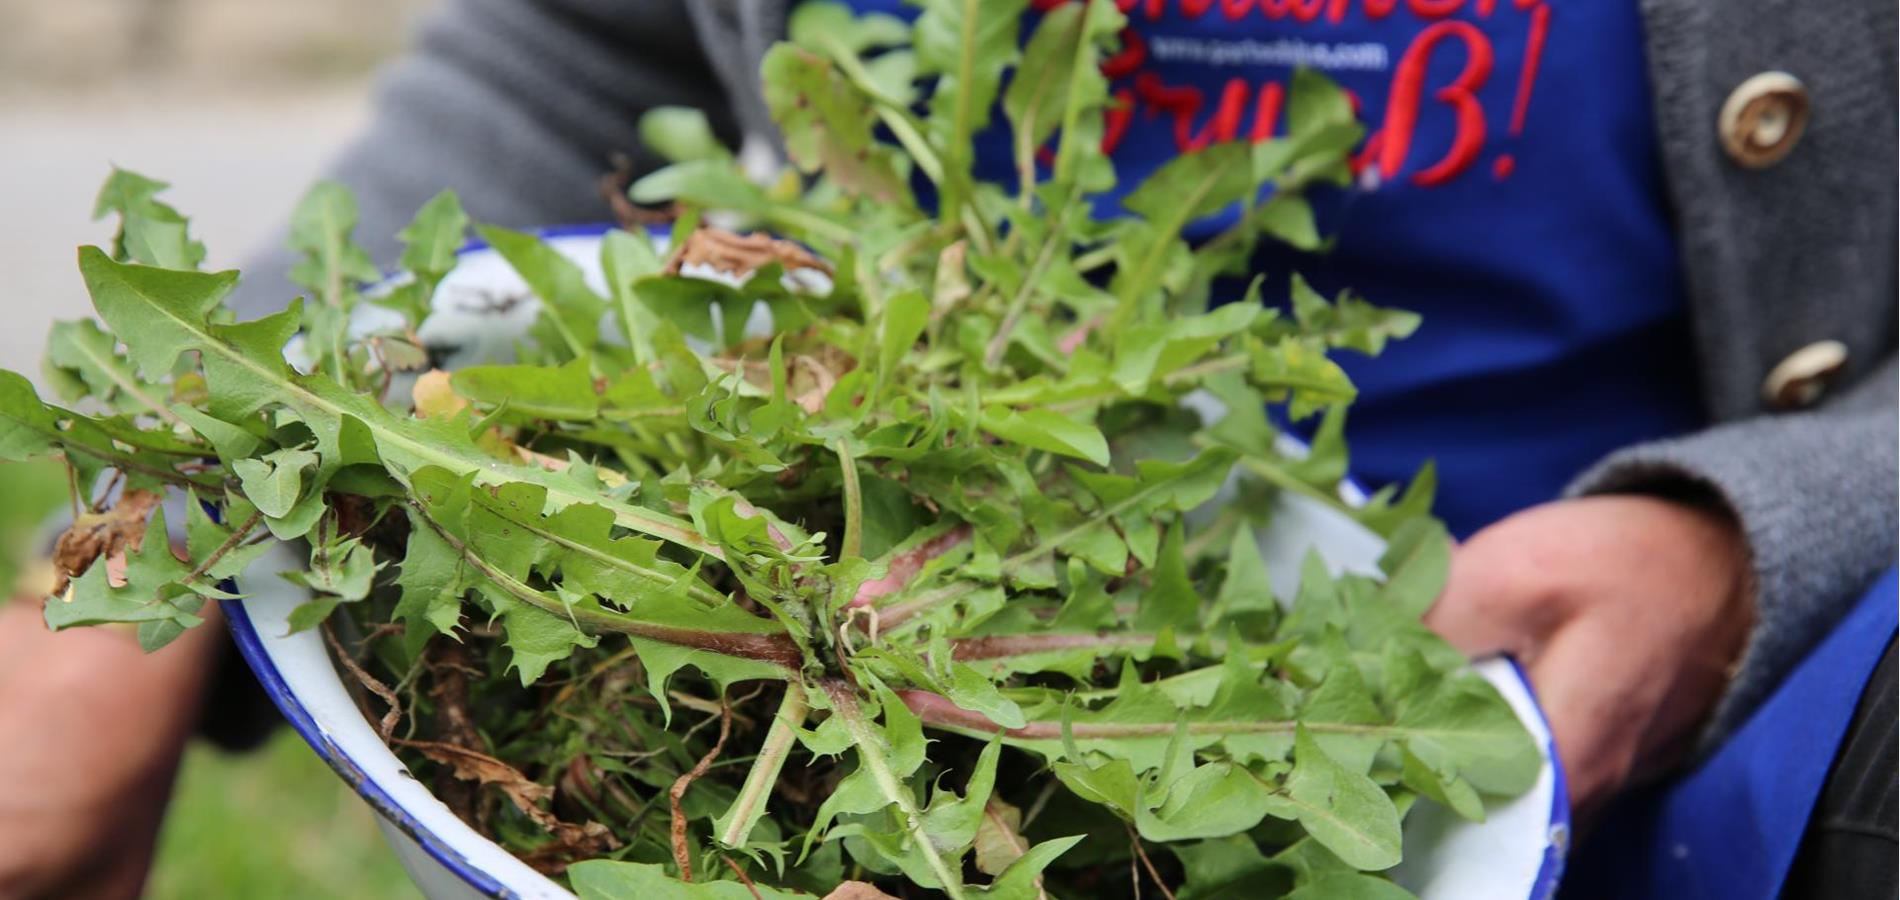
[288,180,379,306]
[762,44,908,204]
[1258,193,1320,251]
[399,189,470,280]
[790,1,911,54]
[391,512,468,657]
[639,106,733,165]
[568,860,803,900]
[232,446,316,519]
[1285,275,1421,357]
[912,0,1030,216]
[451,358,599,421]
[602,228,666,364]
[1135,524,1197,631]
[94,167,206,270]
[1399,746,1484,823]
[1136,760,1274,841]
[78,247,238,378]
[1392,668,1541,797]
[476,580,600,685]
[1273,727,1402,871]
[1377,517,1451,619]
[477,225,608,358]
[285,597,342,634]
[979,408,1108,466]
[92,167,169,222]
[44,506,202,645]
[1004,0,1123,161]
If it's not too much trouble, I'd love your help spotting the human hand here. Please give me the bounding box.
[0,586,223,899]
[1423,495,1753,815]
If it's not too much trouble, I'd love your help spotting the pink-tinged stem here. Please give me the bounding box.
[950,632,1157,661]
[850,524,972,608]
[623,625,805,669]
[898,689,1054,737]
[730,497,796,552]
[1057,316,1101,355]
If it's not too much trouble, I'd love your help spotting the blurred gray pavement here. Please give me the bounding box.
[0,89,368,379]
[0,0,430,382]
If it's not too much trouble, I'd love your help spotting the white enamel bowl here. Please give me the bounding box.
[225,226,1568,900]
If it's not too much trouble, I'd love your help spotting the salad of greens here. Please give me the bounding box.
[4,1,1541,897]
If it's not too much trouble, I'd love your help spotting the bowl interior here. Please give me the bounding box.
[227,226,1566,900]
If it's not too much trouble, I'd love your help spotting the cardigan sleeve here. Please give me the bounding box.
[1568,355,1898,750]
[226,0,739,318]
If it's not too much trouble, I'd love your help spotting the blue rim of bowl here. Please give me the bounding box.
[224,221,1572,899]
[1515,656,1571,900]
[224,599,518,898]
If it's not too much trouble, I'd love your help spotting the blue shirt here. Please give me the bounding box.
[835,0,1702,536]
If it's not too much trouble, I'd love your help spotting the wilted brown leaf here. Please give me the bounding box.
[664,227,832,277]
[402,738,617,873]
[51,488,162,592]
[974,797,1029,876]
[517,819,618,876]
[406,739,553,810]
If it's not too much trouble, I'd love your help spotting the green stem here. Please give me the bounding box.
[817,33,946,190]
[875,107,946,188]
[901,688,1486,744]
[322,226,350,387]
[1110,163,1236,327]
[937,0,983,224]
[984,204,1073,368]
[825,683,969,900]
[836,440,863,561]
[1196,435,1358,522]
[180,509,263,586]
[714,684,810,848]
[1051,1,1102,189]
[409,503,802,668]
[766,206,857,247]
[1071,244,1115,274]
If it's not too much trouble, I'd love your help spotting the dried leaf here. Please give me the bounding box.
[412,369,468,419]
[404,739,619,873]
[51,488,162,592]
[973,797,1029,876]
[823,882,900,900]
[663,228,832,278]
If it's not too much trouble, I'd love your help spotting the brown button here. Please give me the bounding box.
[1719,72,1810,168]
[1762,340,1848,409]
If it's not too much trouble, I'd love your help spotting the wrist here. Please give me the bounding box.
[1634,494,1756,769]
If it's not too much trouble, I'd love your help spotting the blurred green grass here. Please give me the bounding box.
[149,730,420,900]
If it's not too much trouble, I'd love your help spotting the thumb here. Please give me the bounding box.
[1421,531,1560,663]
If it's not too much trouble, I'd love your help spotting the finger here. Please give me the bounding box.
[1423,538,1542,661]
[1522,618,1670,816]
